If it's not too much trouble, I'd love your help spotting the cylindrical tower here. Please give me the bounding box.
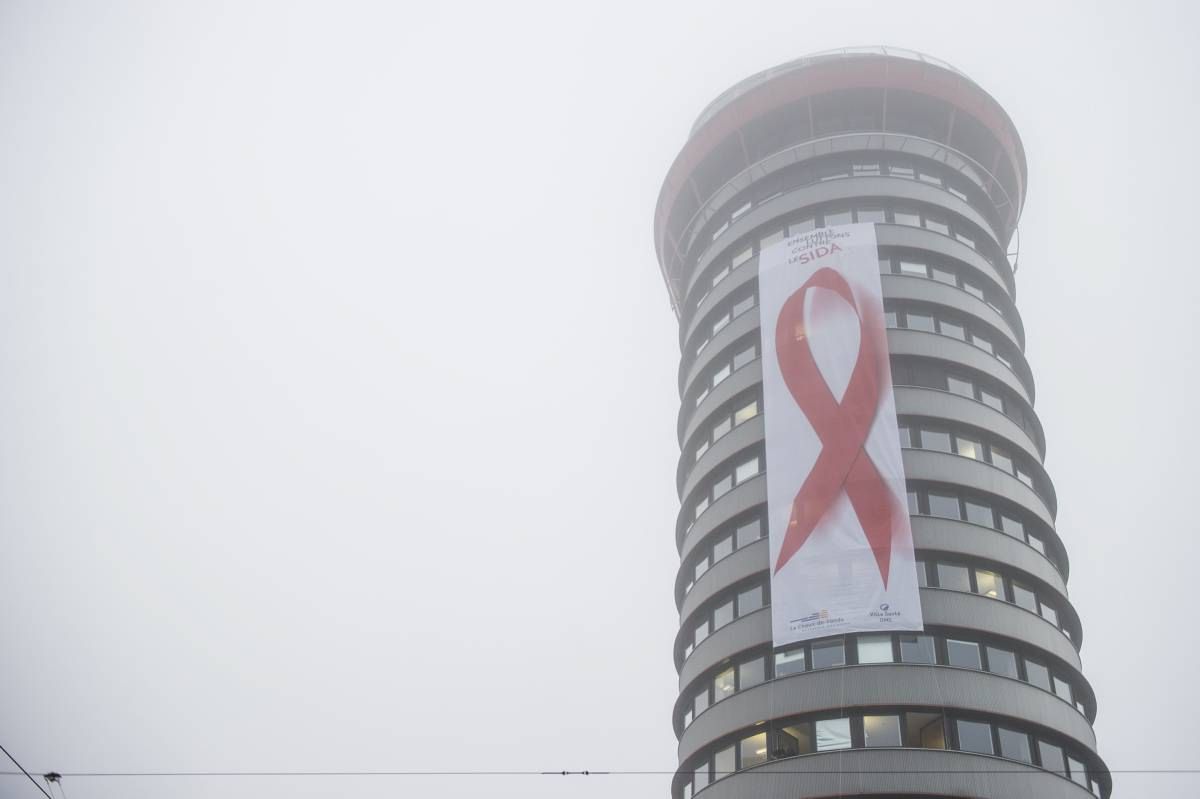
[654,47,1109,799]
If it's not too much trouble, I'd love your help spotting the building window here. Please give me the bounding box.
[694,620,709,647]
[733,399,758,426]
[956,720,994,755]
[927,493,960,519]
[732,345,756,371]
[931,266,956,284]
[738,585,764,615]
[1054,676,1074,703]
[824,209,853,226]
[856,634,894,664]
[899,634,936,664]
[906,712,946,748]
[863,715,902,747]
[713,600,734,630]
[947,376,974,398]
[975,569,1003,599]
[857,207,886,224]
[740,732,768,769]
[1038,740,1066,774]
[739,658,765,690]
[906,313,936,333]
[775,648,806,677]
[712,474,733,500]
[937,563,971,592]
[986,646,1019,679]
[811,639,845,669]
[921,429,952,452]
[1068,756,1089,787]
[714,667,735,701]
[713,536,733,561]
[1011,582,1038,612]
[956,436,983,459]
[991,448,1014,473]
[713,744,735,780]
[735,518,762,548]
[998,727,1033,763]
[815,718,852,751]
[1040,603,1060,628]
[899,260,927,277]
[946,639,982,669]
[1025,659,1052,691]
[692,763,709,793]
[734,456,760,484]
[693,689,709,718]
[1000,515,1024,539]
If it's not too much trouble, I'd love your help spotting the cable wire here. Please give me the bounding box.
[1,768,1199,777]
[0,744,54,799]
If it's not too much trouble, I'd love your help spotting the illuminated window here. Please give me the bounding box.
[906,712,945,748]
[733,400,758,426]
[740,732,768,769]
[956,436,983,459]
[714,667,735,701]
[863,715,902,747]
[975,569,1003,599]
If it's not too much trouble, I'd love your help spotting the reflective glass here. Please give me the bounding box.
[774,648,806,676]
[1027,535,1046,555]
[1011,583,1038,612]
[1041,603,1060,627]
[905,313,936,332]
[927,493,960,519]
[811,639,845,669]
[738,658,765,689]
[979,389,1004,411]
[1000,515,1025,539]
[1026,659,1052,691]
[964,500,994,527]
[712,363,731,386]
[863,715,901,747]
[1054,676,1073,702]
[816,718,852,751]
[946,639,982,669]
[990,448,1014,473]
[714,667,735,700]
[998,727,1032,763]
[921,430,953,452]
[734,457,760,484]
[735,518,761,547]
[733,400,758,425]
[713,600,733,629]
[972,335,994,354]
[713,745,735,779]
[737,585,764,615]
[713,536,733,561]
[1068,757,1089,787]
[940,320,966,340]
[963,282,986,300]
[986,646,1018,678]
[1038,740,1066,774]
[956,437,983,459]
[947,376,974,397]
[956,720,994,754]
[899,633,936,664]
[937,563,971,592]
[857,634,893,664]
[693,764,709,792]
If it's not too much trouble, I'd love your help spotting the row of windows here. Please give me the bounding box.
[891,357,1041,445]
[692,287,757,359]
[916,556,1071,639]
[688,197,1005,320]
[690,392,760,465]
[904,484,1061,574]
[682,628,1088,734]
[898,418,1045,499]
[878,250,1012,324]
[886,303,1021,378]
[689,449,763,524]
[691,337,759,410]
[694,150,1002,281]
[683,579,768,660]
[684,514,763,594]
[682,709,1101,798]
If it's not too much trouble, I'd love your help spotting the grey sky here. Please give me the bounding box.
[0,1,1196,797]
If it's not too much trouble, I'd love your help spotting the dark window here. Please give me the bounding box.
[947,639,982,669]
[900,634,936,664]
[863,714,902,747]
[1038,740,1066,774]
[811,639,845,669]
[906,712,945,748]
[956,720,994,754]
[1025,659,1052,691]
[998,727,1033,763]
[986,647,1019,679]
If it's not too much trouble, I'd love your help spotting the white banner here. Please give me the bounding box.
[760,223,923,646]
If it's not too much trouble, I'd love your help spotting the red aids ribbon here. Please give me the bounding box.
[773,266,903,586]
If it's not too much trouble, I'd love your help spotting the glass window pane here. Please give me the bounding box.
[928,493,961,519]
[735,518,762,548]
[1041,603,1060,627]
[712,416,733,439]
[894,209,922,227]
[956,720,994,754]
[693,764,709,792]
[924,216,950,235]
[963,282,985,300]
[694,619,709,646]
[956,231,976,248]
[693,557,709,582]
[683,709,693,728]
[857,207,887,224]
[973,335,994,354]
[991,448,1014,473]
[937,563,971,592]
[921,429,953,452]
[712,363,731,386]
[986,646,1019,678]
[884,310,899,328]
[774,648,806,677]
[917,170,942,186]
[712,312,731,334]
[732,345,756,371]
[975,569,1003,599]
[857,634,893,664]
[863,715,902,747]
[693,688,709,717]
[956,437,983,459]
[789,217,815,235]
[694,440,709,461]
[734,457,760,484]
[1028,535,1046,555]
[1000,515,1025,539]
[779,723,813,756]
[713,536,733,561]
[947,639,982,669]
[811,639,845,669]
[906,712,946,748]
[712,474,733,500]
[737,585,764,615]
[931,266,957,285]
[713,745,735,779]
[890,163,916,179]
[853,162,881,176]
[906,313,936,332]
[740,732,768,769]
[998,727,1033,763]
[907,491,920,515]
[714,667,735,701]
[713,600,734,629]
[979,389,1004,411]
[733,400,758,425]
[1016,468,1034,488]
[1054,676,1074,703]
[899,634,936,664]
[947,376,974,397]
[940,320,966,340]
[1038,740,1066,774]
[730,201,751,220]
[731,248,753,268]
[1068,757,1089,787]
[738,658,765,690]
[1012,583,1038,612]
[824,209,853,226]
[1026,659,1052,691]
[760,229,784,249]
[816,718,852,751]
[732,295,754,317]
[899,260,928,276]
[897,425,912,447]
[964,500,994,527]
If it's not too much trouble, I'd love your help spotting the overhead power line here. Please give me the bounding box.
[1,768,1199,777]
[0,743,54,799]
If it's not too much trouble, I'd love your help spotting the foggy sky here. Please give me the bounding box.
[0,1,1197,797]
